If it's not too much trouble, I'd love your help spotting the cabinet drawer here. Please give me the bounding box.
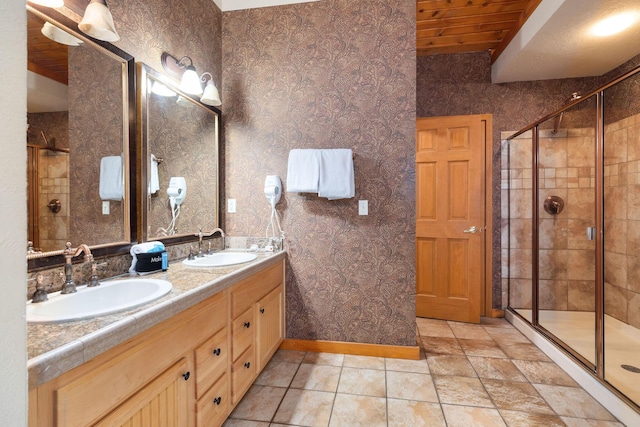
[195,328,228,400]
[231,347,255,405]
[231,261,283,317]
[196,373,229,427]
[232,308,254,361]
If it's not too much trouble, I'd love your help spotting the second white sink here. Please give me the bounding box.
[182,251,257,268]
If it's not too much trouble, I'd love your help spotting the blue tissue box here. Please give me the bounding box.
[135,250,168,272]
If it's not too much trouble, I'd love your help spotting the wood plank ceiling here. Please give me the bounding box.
[27,11,69,85]
[417,0,542,60]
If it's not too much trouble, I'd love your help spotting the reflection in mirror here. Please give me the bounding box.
[137,64,220,244]
[26,5,135,268]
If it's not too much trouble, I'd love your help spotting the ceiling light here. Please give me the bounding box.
[591,12,638,37]
[79,0,120,42]
[28,0,64,8]
[41,22,83,46]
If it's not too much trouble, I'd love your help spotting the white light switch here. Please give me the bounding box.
[359,200,368,215]
[227,199,236,213]
[102,201,110,215]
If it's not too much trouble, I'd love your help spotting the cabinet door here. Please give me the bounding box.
[93,358,191,427]
[257,284,284,371]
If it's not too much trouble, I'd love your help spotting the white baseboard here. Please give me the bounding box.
[506,310,640,426]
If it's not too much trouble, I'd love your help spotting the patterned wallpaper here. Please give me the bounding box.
[68,44,126,246]
[222,0,417,346]
[146,93,219,239]
[416,51,604,308]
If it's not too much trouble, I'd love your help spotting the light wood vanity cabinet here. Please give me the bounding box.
[28,259,285,427]
[229,261,285,404]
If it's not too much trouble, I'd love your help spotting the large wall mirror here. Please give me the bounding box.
[26,5,136,269]
[137,63,220,244]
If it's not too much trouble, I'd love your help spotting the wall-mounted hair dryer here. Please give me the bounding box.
[264,175,282,208]
[167,177,187,207]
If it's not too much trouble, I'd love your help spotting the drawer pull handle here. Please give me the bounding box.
[182,371,191,381]
[244,361,251,369]
[244,321,251,328]
[213,348,221,356]
[213,396,222,405]
[260,308,265,314]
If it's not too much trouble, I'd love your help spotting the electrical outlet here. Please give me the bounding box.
[102,201,110,215]
[358,200,368,215]
[227,198,236,213]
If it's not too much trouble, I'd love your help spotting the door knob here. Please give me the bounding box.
[463,226,477,234]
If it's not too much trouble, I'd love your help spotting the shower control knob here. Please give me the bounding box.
[463,226,477,234]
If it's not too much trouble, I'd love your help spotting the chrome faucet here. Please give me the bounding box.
[195,228,225,257]
[61,242,93,294]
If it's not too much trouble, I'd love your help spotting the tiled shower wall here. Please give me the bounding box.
[37,150,69,251]
[501,129,596,312]
[501,113,640,329]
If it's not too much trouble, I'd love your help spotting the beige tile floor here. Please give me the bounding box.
[224,317,625,427]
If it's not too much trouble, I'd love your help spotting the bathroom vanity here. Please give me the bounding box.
[27,253,285,427]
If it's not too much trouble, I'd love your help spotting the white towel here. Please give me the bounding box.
[318,149,355,200]
[286,149,321,193]
[129,241,165,273]
[99,155,124,201]
[149,154,160,195]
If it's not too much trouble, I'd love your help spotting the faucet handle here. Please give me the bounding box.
[30,274,49,303]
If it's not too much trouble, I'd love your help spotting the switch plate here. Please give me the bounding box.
[227,198,236,213]
[102,201,110,215]
[358,200,368,215]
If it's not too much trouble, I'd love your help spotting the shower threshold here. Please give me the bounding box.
[515,309,640,405]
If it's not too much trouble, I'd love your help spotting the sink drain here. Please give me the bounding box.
[621,364,640,373]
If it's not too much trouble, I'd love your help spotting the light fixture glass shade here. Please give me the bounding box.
[79,0,120,42]
[200,80,221,106]
[41,22,83,46]
[28,0,64,8]
[179,67,203,96]
[151,81,177,97]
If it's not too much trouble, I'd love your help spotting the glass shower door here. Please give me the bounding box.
[603,72,640,403]
[537,96,597,367]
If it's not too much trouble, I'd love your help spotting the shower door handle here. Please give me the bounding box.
[586,227,596,240]
[463,226,477,234]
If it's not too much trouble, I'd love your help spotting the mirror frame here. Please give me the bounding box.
[27,4,137,270]
[137,63,222,246]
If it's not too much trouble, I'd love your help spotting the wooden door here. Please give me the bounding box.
[416,115,486,323]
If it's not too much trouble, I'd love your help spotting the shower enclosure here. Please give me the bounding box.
[503,63,640,410]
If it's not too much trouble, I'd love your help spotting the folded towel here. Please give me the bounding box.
[318,149,355,200]
[129,241,166,273]
[149,154,160,195]
[99,155,124,201]
[286,149,321,193]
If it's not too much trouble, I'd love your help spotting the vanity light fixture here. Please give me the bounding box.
[41,22,83,46]
[160,52,203,96]
[199,72,221,106]
[28,0,64,7]
[78,0,120,42]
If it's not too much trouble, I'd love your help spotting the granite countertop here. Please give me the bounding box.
[27,250,286,388]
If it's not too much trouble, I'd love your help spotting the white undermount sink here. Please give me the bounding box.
[26,278,173,324]
[182,251,257,268]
